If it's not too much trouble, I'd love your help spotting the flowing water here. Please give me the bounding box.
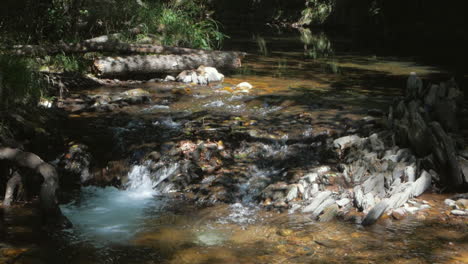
[1,29,467,264]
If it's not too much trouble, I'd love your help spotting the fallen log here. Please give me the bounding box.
[11,41,246,57]
[93,53,244,77]
[0,147,71,228]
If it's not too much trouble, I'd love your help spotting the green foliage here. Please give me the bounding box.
[135,2,226,49]
[0,0,226,50]
[0,55,44,109]
[297,0,335,26]
[42,54,88,73]
[300,29,333,59]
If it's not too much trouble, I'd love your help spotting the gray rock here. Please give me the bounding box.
[458,156,468,184]
[333,135,363,150]
[433,99,458,131]
[362,193,376,212]
[430,122,463,187]
[311,197,336,218]
[336,198,351,207]
[368,133,385,152]
[303,172,319,183]
[408,109,432,156]
[319,204,339,222]
[406,72,423,98]
[361,201,388,226]
[460,149,468,160]
[405,164,416,182]
[302,191,332,213]
[396,148,412,162]
[362,174,385,196]
[387,182,414,209]
[424,84,439,106]
[286,185,299,201]
[297,183,305,195]
[288,204,302,214]
[411,170,432,197]
[353,186,365,210]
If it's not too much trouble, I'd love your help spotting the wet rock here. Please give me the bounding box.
[391,208,407,220]
[319,204,339,222]
[122,88,150,97]
[236,82,253,90]
[288,203,302,214]
[58,143,93,187]
[311,197,336,218]
[411,170,431,197]
[302,191,332,213]
[361,201,388,226]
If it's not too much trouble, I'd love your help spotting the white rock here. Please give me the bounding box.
[451,210,468,216]
[333,135,363,150]
[420,204,431,210]
[303,172,318,183]
[164,75,176,82]
[236,82,253,89]
[411,170,431,197]
[444,199,456,207]
[286,185,298,201]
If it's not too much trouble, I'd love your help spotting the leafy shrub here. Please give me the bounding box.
[0,55,44,109]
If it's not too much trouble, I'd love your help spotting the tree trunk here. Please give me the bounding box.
[11,41,246,57]
[3,171,21,206]
[93,53,244,77]
[0,147,71,227]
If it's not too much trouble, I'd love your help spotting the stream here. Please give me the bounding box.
[1,29,467,264]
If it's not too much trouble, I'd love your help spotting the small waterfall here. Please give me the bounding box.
[61,162,179,245]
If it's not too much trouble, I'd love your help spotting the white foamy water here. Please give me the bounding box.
[61,163,178,246]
